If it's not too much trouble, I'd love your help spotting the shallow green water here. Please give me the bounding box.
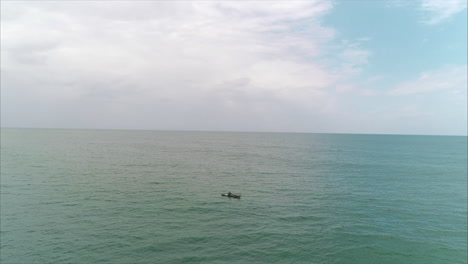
[1,129,467,263]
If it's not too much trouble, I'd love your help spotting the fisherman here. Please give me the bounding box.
[228,192,232,196]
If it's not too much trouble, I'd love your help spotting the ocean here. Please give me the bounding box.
[1,128,466,264]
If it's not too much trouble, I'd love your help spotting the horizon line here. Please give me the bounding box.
[1,126,467,137]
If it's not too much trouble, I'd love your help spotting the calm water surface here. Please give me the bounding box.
[1,129,467,263]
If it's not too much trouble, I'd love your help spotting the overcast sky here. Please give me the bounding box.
[1,0,467,135]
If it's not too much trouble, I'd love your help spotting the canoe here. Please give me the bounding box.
[221,193,241,199]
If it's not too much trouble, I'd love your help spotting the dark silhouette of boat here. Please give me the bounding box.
[221,193,241,199]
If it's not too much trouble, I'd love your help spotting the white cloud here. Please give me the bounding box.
[4,1,366,130]
[420,0,467,24]
[389,65,467,95]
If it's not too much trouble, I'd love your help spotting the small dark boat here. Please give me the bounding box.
[221,193,241,199]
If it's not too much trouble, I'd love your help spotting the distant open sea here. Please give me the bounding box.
[1,128,466,264]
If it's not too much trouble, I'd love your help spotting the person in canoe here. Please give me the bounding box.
[221,192,241,198]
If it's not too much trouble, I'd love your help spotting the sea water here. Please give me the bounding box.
[1,129,466,263]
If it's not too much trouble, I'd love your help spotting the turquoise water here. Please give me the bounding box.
[1,129,467,263]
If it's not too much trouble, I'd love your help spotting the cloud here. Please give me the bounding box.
[420,0,467,24]
[5,1,371,130]
[389,65,467,95]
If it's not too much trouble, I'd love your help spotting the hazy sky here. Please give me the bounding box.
[1,0,467,135]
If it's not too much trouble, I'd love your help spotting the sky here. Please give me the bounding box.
[1,0,467,135]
